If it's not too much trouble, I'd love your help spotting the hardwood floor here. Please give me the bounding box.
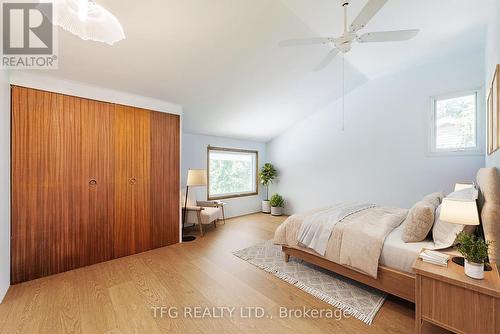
[0,213,415,334]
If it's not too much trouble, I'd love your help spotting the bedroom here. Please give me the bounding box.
[0,0,499,333]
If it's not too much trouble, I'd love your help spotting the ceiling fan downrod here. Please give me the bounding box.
[341,1,349,33]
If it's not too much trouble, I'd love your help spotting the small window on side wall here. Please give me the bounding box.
[428,90,483,156]
[207,146,258,200]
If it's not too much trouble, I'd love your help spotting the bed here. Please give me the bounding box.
[274,168,500,303]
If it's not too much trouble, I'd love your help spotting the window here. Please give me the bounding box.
[429,90,483,155]
[207,146,258,200]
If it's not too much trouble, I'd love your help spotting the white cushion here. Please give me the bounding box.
[432,205,465,249]
[432,188,477,249]
[447,187,478,201]
[186,207,222,225]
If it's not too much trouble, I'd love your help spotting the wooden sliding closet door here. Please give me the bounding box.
[151,112,180,247]
[79,98,115,266]
[11,87,115,283]
[12,87,180,283]
[12,87,60,283]
[113,105,152,258]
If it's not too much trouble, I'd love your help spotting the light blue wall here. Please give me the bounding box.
[182,132,266,218]
[267,51,486,215]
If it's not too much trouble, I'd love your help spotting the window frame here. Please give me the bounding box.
[206,145,259,200]
[427,89,484,156]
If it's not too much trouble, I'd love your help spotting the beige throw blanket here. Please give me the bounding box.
[274,206,408,278]
[297,203,377,256]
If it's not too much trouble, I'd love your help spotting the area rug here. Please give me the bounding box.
[233,240,386,325]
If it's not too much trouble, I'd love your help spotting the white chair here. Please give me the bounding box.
[182,190,222,237]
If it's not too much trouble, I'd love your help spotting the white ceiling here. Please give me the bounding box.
[283,0,490,79]
[35,0,490,142]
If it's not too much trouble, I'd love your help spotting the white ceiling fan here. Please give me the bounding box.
[280,0,420,71]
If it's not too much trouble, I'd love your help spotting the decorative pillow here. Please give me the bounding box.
[401,192,442,243]
[402,200,436,243]
[422,192,444,207]
[432,188,478,249]
[432,205,458,248]
[432,205,475,249]
[447,187,478,201]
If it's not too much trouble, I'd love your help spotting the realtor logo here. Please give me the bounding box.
[2,2,58,69]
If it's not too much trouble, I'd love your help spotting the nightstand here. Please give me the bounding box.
[413,253,500,334]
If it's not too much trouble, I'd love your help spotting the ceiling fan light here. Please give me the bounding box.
[49,0,125,45]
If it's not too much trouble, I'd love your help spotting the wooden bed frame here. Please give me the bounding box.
[281,168,500,305]
[282,246,416,303]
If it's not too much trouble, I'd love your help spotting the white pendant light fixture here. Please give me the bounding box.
[49,0,125,45]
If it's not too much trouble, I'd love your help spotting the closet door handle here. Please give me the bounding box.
[129,178,137,185]
[89,179,97,186]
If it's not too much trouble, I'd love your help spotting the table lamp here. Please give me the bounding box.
[183,169,207,242]
[440,198,480,226]
[440,196,480,267]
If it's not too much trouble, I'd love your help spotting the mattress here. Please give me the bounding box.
[380,223,434,274]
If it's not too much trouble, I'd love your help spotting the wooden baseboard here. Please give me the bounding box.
[226,211,290,220]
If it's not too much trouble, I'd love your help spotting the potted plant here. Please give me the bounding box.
[270,194,284,216]
[456,232,492,280]
[259,163,277,213]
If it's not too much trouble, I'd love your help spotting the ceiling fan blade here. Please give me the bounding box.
[350,0,388,32]
[279,38,333,47]
[314,48,340,71]
[358,29,420,43]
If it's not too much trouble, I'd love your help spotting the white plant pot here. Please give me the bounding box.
[271,207,283,216]
[262,200,271,213]
[464,260,484,280]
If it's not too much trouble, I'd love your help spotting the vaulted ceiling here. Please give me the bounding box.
[35,0,490,141]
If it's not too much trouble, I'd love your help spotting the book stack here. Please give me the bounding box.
[419,250,450,267]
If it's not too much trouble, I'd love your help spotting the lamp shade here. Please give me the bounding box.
[187,169,207,187]
[440,198,480,226]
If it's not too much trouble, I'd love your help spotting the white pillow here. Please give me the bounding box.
[432,188,477,249]
[432,205,465,249]
[446,187,478,201]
